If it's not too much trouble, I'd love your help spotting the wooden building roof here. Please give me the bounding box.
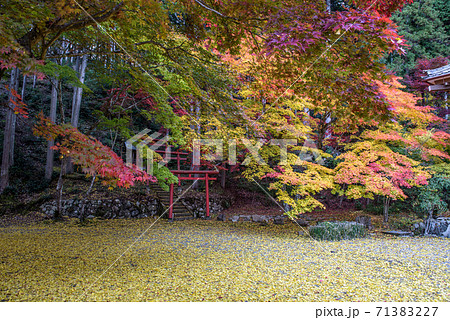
[423,64,450,92]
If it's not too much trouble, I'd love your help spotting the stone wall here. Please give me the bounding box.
[40,197,160,219]
[181,194,232,217]
[412,217,450,238]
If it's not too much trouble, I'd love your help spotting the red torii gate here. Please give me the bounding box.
[149,139,219,220]
[168,170,219,220]
[154,149,188,186]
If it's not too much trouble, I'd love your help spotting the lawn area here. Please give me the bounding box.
[0,218,448,302]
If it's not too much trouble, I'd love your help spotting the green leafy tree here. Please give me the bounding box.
[386,0,450,76]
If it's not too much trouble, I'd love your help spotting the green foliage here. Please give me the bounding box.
[389,216,418,231]
[387,0,450,76]
[309,221,367,241]
[151,165,178,191]
[37,61,91,91]
[413,172,450,217]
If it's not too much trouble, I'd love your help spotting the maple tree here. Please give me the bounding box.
[192,0,423,216]
[1,0,449,224]
[33,114,156,220]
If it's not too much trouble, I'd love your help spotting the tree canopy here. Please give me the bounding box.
[1,0,449,221]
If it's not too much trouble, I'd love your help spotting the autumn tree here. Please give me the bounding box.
[34,114,155,221]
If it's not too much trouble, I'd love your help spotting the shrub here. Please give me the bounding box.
[389,216,416,231]
[413,174,450,217]
[309,221,367,241]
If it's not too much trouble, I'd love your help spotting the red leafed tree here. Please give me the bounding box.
[4,85,28,118]
[351,0,413,16]
[404,57,449,94]
[34,114,155,221]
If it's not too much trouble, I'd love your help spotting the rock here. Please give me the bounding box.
[87,215,95,219]
[443,225,450,238]
[424,217,450,236]
[295,219,309,227]
[240,215,251,222]
[231,216,239,222]
[252,215,268,223]
[355,215,373,230]
[273,216,285,225]
[381,230,413,236]
[413,223,420,229]
[217,214,226,221]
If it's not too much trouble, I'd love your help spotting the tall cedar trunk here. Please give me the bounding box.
[79,174,96,223]
[71,54,87,128]
[220,165,226,189]
[9,69,20,166]
[445,91,448,120]
[192,103,201,189]
[70,57,81,125]
[15,74,26,165]
[0,68,19,192]
[45,78,59,180]
[21,75,27,101]
[67,55,88,174]
[55,158,66,220]
[383,196,391,223]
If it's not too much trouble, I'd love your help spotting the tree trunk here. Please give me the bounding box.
[32,75,36,88]
[79,174,96,223]
[192,102,201,189]
[21,75,27,102]
[220,165,226,189]
[383,196,391,223]
[70,57,81,125]
[444,91,448,120]
[9,69,20,167]
[71,54,87,128]
[0,68,19,192]
[67,55,88,174]
[55,158,66,221]
[45,78,59,180]
[326,0,331,13]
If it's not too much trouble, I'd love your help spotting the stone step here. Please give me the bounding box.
[172,216,195,221]
[150,183,193,221]
[173,212,192,217]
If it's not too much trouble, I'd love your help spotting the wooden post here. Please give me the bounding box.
[205,173,210,218]
[177,153,181,186]
[169,183,174,220]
